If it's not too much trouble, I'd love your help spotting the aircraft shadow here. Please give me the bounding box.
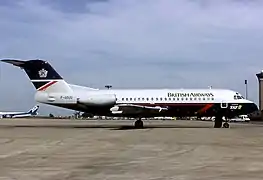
[0,120,251,130]
[0,124,212,130]
[110,125,212,130]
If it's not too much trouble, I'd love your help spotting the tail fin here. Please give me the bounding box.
[28,105,39,115]
[1,59,73,93]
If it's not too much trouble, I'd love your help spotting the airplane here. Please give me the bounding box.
[0,59,258,128]
[0,105,39,118]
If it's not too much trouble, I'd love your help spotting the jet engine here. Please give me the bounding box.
[77,94,117,106]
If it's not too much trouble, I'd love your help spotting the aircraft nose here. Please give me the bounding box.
[246,102,259,114]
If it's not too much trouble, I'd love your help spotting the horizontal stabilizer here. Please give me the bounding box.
[1,59,27,67]
[1,59,63,80]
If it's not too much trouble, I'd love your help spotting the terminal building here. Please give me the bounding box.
[250,71,263,120]
[256,70,263,111]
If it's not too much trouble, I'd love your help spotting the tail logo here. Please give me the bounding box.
[38,69,48,78]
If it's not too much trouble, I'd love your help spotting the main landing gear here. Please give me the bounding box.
[214,116,229,128]
[134,118,144,129]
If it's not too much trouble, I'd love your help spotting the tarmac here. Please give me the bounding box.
[0,118,263,180]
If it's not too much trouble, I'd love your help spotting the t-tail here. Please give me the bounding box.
[1,59,73,93]
[27,105,39,115]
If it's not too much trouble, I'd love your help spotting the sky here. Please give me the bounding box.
[0,0,263,115]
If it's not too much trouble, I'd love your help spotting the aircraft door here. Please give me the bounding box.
[220,101,228,109]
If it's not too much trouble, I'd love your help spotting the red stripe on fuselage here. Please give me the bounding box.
[197,103,214,113]
[37,81,58,91]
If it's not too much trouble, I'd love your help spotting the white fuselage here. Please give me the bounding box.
[34,83,257,118]
[67,85,252,105]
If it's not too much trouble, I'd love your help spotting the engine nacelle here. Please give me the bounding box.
[34,91,77,104]
[78,94,117,106]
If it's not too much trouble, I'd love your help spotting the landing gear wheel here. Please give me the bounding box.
[223,122,230,128]
[134,119,144,129]
[214,116,223,128]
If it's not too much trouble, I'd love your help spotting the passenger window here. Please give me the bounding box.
[169,98,171,101]
[203,98,205,100]
[181,98,184,101]
[130,98,132,101]
[194,98,196,100]
[126,98,128,101]
[190,98,192,100]
[185,98,188,100]
[156,98,158,100]
[142,98,145,101]
[134,98,136,101]
[138,98,140,101]
[164,98,167,101]
[177,98,179,101]
[122,98,124,101]
[211,98,214,100]
[151,97,154,100]
[160,98,162,101]
[146,98,149,101]
[199,98,201,100]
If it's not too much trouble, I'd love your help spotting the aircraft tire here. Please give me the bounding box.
[223,122,230,128]
[134,119,144,129]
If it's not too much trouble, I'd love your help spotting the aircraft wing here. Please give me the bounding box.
[110,104,168,115]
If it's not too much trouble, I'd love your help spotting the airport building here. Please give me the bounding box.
[250,71,263,121]
[256,70,263,111]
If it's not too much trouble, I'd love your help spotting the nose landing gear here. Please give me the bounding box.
[214,115,230,128]
[223,122,230,128]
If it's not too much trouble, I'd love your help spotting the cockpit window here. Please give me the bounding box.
[234,95,244,100]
